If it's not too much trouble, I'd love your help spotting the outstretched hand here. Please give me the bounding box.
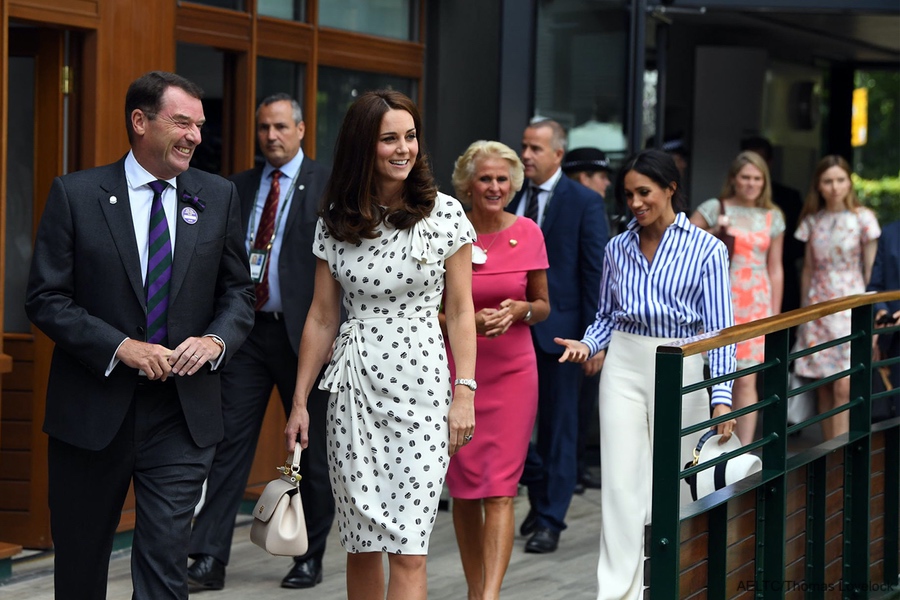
[554,337,591,364]
[712,403,736,443]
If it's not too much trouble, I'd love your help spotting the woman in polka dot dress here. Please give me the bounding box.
[285,90,477,600]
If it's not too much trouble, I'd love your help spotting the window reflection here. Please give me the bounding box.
[258,0,305,21]
[177,43,226,175]
[535,0,627,160]
[319,0,415,41]
[256,58,306,164]
[316,67,415,167]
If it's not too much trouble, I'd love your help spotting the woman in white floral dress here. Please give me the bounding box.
[285,90,477,600]
[793,155,880,440]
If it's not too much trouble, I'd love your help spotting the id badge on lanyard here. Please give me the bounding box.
[249,247,269,283]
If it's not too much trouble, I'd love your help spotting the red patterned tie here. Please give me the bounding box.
[253,170,281,310]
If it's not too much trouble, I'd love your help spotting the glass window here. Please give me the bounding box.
[256,58,307,165]
[183,0,244,10]
[5,56,35,333]
[534,0,628,161]
[257,57,306,109]
[177,43,227,175]
[258,0,305,21]
[319,0,416,41]
[316,66,416,166]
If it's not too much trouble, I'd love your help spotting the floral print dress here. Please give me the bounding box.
[697,199,785,367]
[793,208,881,378]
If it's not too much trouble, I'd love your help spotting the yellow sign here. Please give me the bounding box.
[852,88,868,147]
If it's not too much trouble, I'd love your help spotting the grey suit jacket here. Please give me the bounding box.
[25,157,255,450]
[231,157,331,352]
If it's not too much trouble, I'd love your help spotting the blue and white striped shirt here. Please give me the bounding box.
[581,212,736,406]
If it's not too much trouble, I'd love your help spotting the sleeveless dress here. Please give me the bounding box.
[793,208,881,378]
[697,199,785,367]
[446,217,549,499]
[313,192,475,554]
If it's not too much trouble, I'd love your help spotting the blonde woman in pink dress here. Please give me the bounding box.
[691,151,784,446]
[446,141,550,600]
[793,155,880,440]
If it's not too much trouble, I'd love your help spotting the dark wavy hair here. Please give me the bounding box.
[321,90,438,243]
[614,149,687,214]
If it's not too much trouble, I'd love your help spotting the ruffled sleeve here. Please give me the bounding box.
[312,217,330,261]
[858,207,882,243]
[795,213,813,242]
[770,207,786,238]
[695,198,720,228]
[409,192,475,263]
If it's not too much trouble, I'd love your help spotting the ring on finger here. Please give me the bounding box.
[463,434,473,442]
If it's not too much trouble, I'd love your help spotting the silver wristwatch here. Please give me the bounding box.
[454,378,477,391]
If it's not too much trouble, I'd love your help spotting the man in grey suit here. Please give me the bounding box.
[187,94,334,590]
[25,71,255,600]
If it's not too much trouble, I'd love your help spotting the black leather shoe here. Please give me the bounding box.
[281,557,323,589]
[187,554,225,591]
[573,481,586,495]
[519,508,538,537]
[525,527,560,554]
[581,470,602,489]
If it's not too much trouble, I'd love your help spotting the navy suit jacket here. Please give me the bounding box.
[507,174,608,354]
[868,220,900,315]
[231,157,331,352]
[26,158,256,450]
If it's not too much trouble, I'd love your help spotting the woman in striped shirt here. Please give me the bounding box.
[554,149,737,600]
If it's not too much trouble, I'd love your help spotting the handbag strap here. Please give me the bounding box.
[277,444,303,486]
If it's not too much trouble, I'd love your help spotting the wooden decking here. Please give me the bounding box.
[0,490,602,599]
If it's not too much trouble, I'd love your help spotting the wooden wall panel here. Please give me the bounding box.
[175,3,251,52]
[9,0,98,29]
[256,18,313,63]
[318,28,423,78]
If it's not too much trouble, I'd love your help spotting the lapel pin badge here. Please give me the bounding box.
[298,184,305,191]
[181,206,199,225]
[109,196,117,204]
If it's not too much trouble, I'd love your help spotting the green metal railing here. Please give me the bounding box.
[649,291,900,599]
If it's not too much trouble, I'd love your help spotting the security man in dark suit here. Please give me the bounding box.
[507,119,608,553]
[25,71,255,600]
[187,94,334,590]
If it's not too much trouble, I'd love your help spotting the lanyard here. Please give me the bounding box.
[247,170,299,249]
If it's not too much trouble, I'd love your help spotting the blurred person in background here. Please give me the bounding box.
[690,151,784,446]
[793,155,880,440]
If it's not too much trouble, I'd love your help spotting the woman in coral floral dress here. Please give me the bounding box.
[691,151,784,446]
[793,155,880,440]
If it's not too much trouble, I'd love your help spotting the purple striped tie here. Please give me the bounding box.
[146,180,172,345]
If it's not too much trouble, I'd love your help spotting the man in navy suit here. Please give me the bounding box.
[868,219,900,419]
[25,71,255,600]
[507,119,608,553]
[187,94,334,590]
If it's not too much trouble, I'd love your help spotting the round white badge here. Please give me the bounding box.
[181,206,199,224]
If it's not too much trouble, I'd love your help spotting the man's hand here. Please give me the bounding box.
[168,336,222,376]
[116,339,172,380]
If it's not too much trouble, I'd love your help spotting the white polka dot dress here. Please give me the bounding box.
[314,192,474,554]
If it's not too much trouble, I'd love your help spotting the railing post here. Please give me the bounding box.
[758,328,789,597]
[649,349,685,600]
[844,306,873,597]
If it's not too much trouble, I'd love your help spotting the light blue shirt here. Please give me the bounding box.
[581,212,737,406]
[249,150,304,312]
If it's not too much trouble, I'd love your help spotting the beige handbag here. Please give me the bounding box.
[250,444,309,556]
